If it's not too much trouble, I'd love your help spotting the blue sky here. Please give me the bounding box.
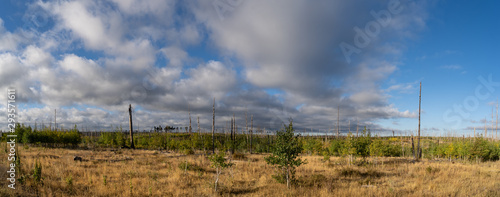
[0,0,499,137]
[386,0,500,135]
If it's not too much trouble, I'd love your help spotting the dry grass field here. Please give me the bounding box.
[1,146,500,197]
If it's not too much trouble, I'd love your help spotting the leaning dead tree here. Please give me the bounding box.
[128,104,135,149]
[416,82,422,160]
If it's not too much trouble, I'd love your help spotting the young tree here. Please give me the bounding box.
[264,120,305,189]
[209,152,234,192]
[341,132,356,165]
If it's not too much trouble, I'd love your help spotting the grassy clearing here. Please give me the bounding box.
[1,146,499,196]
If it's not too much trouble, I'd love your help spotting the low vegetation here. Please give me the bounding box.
[1,123,499,196]
[1,146,500,196]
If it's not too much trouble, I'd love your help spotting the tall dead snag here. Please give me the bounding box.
[416,82,422,161]
[492,107,494,140]
[496,100,498,140]
[233,113,236,154]
[356,119,359,137]
[327,127,330,142]
[54,109,57,130]
[411,133,415,158]
[189,104,192,134]
[337,104,340,138]
[246,110,249,149]
[485,122,487,139]
[128,104,135,149]
[348,120,350,135]
[212,98,215,154]
[197,116,200,134]
[250,115,253,154]
[230,116,235,155]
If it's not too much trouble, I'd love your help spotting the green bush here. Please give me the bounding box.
[20,125,81,146]
[303,138,323,155]
[328,140,344,156]
[470,138,499,161]
[352,133,371,158]
[369,139,402,157]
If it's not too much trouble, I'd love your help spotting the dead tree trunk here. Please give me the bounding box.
[356,119,359,137]
[230,116,234,155]
[246,111,249,150]
[496,100,498,140]
[250,115,253,154]
[337,104,340,138]
[212,98,215,154]
[416,82,421,161]
[54,109,57,131]
[189,104,192,134]
[411,134,415,159]
[197,116,200,134]
[128,104,135,149]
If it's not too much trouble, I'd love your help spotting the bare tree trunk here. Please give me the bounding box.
[337,104,340,138]
[214,168,220,192]
[54,109,57,131]
[485,123,487,139]
[246,110,248,148]
[212,98,215,154]
[411,134,415,159]
[496,100,498,140]
[231,116,234,155]
[356,118,359,137]
[250,115,253,154]
[401,135,404,158]
[416,82,421,161]
[286,168,290,189]
[128,104,135,149]
[189,104,192,134]
[327,126,330,142]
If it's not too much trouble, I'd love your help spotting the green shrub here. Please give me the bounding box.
[352,127,372,158]
[328,140,344,156]
[470,138,499,162]
[369,140,401,157]
[303,138,323,155]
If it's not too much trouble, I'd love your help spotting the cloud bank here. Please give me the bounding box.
[0,0,428,134]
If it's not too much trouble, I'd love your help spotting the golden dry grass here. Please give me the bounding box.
[1,145,500,197]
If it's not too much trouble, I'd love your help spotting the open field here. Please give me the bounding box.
[1,146,500,197]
